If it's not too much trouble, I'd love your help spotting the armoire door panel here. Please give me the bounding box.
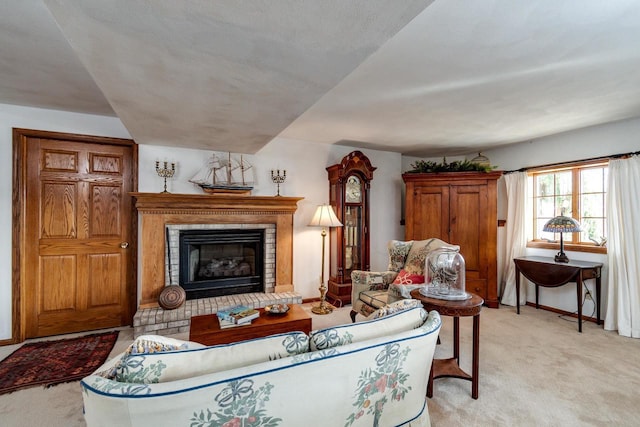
[450,186,484,272]
[408,187,449,241]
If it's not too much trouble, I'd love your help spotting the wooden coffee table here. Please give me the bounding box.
[189,304,312,346]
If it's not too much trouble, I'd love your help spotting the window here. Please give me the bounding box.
[529,160,608,253]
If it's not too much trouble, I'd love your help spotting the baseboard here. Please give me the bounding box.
[524,302,599,324]
[0,337,19,346]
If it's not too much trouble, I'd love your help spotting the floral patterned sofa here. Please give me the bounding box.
[81,302,441,427]
[350,239,460,321]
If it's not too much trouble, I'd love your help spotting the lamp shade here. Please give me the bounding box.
[543,215,582,263]
[308,204,343,228]
[543,215,582,233]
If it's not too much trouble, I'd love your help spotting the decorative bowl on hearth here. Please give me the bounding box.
[265,304,289,315]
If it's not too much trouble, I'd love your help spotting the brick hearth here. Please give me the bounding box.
[133,291,302,337]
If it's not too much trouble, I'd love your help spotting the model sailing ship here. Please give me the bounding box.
[189,152,254,194]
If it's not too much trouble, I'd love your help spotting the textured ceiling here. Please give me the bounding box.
[44,0,433,153]
[282,0,640,156]
[0,0,113,115]
[2,1,640,156]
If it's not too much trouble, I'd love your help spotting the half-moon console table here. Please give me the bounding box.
[513,256,603,333]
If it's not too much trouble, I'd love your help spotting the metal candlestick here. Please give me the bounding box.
[271,169,287,196]
[156,161,175,193]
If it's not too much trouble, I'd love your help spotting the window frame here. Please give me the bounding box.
[527,159,608,255]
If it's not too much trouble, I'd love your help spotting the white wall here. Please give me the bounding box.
[483,117,640,172]
[1,104,403,340]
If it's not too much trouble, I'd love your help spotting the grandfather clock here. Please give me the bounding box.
[326,151,376,305]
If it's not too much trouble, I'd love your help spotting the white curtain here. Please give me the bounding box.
[604,155,640,338]
[499,172,529,306]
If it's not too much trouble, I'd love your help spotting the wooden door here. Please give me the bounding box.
[18,130,137,338]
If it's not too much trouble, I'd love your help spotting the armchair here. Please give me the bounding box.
[350,238,459,322]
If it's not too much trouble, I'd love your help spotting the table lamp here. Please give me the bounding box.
[308,204,342,314]
[543,214,582,263]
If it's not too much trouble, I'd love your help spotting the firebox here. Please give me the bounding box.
[178,229,264,300]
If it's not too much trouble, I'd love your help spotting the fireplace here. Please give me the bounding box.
[132,193,303,338]
[132,192,302,308]
[179,229,264,299]
[166,223,277,297]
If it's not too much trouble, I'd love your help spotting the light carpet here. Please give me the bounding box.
[1,303,639,426]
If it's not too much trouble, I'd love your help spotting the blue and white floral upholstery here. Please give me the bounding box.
[97,332,309,384]
[310,305,427,351]
[350,238,459,321]
[81,310,442,427]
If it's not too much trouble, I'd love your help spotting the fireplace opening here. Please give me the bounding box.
[179,229,264,300]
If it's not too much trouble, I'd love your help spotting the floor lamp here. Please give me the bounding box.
[308,204,342,315]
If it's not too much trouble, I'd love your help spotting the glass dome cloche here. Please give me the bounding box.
[420,248,470,300]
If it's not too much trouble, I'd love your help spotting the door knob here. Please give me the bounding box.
[120,242,129,249]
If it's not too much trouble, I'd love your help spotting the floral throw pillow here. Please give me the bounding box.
[392,269,424,285]
[310,304,426,350]
[125,337,189,355]
[96,335,192,380]
[386,240,413,272]
[371,299,424,319]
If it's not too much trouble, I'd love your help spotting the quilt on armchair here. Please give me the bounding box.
[350,238,459,321]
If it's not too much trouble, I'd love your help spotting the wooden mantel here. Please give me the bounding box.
[131,193,303,307]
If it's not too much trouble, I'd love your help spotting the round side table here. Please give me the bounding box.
[410,289,484,399]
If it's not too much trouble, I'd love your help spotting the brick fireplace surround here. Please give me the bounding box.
[131,193,303,337]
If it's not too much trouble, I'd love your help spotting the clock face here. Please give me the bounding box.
[345,175,362,203]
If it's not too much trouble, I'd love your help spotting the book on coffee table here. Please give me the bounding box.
[217,305,260,325]
[217,317,251,329]
[190,304,312,346]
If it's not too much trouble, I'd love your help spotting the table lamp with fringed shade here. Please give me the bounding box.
[543,214,583,263]
[308,204,343,315]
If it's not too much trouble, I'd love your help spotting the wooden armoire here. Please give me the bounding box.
[403,171,503,308]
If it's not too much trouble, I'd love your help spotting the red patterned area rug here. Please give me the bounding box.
[0,330,118,395]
